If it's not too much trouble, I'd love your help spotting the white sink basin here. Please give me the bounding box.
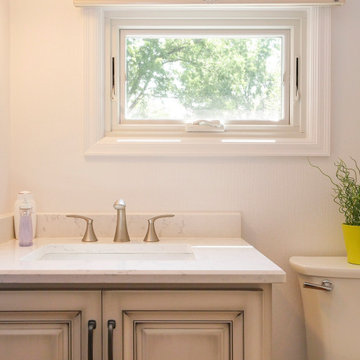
[21,243,195,262]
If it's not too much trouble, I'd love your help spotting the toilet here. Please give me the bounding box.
[290,256,360,360]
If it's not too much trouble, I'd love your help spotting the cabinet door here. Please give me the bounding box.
[103,290,265,360]
[0,291,101,360]
[0,311,79,360]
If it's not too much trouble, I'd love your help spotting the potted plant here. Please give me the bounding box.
[310,158,360,264]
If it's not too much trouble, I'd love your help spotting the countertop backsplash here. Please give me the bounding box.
[36,212,242,239]
[0,212,241,243]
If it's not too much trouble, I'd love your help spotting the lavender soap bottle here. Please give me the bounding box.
[18,203,33,247]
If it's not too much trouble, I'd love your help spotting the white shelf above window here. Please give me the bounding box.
[75,0,344,6]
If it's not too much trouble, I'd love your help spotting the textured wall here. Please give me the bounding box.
[0,0,10,213]
[9,0,360,359]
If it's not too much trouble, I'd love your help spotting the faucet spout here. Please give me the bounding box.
[113,199,130,242]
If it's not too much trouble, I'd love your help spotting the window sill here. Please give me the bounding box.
[85,134,329,156]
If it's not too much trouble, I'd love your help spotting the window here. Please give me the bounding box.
[108,10,299,134]
[83,6,331,156]
[117,30,288,126]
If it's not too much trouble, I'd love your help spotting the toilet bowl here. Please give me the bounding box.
[290,256,360,360]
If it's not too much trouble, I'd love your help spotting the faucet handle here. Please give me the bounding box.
[143,214,175,242]
[66,215,98,242]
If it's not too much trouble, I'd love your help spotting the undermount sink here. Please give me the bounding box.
[21,243,195,262]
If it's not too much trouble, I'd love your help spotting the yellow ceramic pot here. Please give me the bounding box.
[342,224,360,265]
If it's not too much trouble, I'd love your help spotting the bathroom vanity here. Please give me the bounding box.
[0,289,265,360]
[0,236,285,360]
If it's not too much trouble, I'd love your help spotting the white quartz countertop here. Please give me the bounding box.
[0,237,286,285]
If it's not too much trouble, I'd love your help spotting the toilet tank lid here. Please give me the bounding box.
[290,256,360,279]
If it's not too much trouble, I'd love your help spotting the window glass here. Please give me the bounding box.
[122,32,285,124]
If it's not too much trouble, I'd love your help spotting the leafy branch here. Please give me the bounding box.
[126,37,281,118]
[309,158,360,225]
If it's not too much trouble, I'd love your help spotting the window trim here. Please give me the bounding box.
[83,5,331,156]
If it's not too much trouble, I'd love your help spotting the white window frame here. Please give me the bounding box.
[83,5,331,156]
[114,28,290,127]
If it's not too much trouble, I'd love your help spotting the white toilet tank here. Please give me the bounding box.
[290,256,360,360]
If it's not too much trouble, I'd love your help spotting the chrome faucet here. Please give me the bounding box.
[113,199,130,242]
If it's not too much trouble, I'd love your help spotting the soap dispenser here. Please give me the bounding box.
[14,191,36,239]
[18,201,33,247]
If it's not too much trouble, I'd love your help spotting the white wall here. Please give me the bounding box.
[0,0,10,213]
[8,1,360,359]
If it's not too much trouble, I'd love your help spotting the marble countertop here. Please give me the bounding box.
[0,237,286,285]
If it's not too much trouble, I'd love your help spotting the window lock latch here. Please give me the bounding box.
[185,120,225,133]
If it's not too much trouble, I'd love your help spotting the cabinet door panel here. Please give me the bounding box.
[138,325,228,360]
[0,291,101,360]
[103,290,263,360]
[0,318,73,360]
[0,311,79,360]
[125,311,240,360]
[122,310,244,360]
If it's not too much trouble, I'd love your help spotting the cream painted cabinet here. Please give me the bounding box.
[103,290,270,360]
[0,289,271,360]
[0,291,102,360]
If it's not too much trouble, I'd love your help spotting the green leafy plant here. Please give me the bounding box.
[309,158,360,226]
